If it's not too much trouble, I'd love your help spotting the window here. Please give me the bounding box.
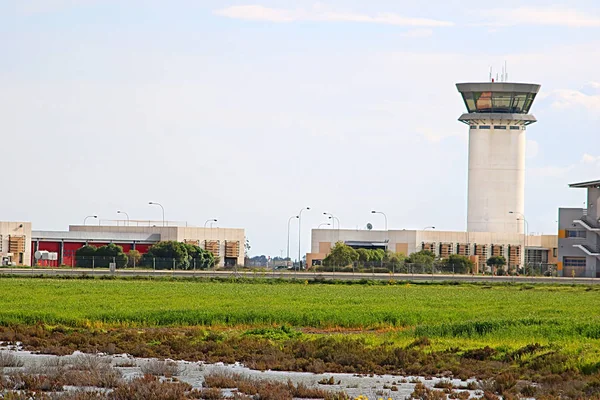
[566,230,586,238]
[494,125,507,130]
[564,257,586,267]
[479,125,491,129]
[510,126,520,130]
[553,248,557,257]
[470,125,477,129]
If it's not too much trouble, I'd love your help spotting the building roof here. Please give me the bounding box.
[569,180,600,188]
[456,82,541,94]
[32,230,161,243]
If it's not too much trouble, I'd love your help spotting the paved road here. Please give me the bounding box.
[1,268,597,285]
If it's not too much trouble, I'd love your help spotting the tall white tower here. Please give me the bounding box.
[457,82,540,233]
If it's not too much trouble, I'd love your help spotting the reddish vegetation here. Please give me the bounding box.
[3,325,600,398]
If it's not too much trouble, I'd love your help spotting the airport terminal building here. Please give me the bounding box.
[307,228,557,273]
[0,220,245,267]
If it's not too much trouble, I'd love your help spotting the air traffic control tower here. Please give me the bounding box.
[457,82,540,234]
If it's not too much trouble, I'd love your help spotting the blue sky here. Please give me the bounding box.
[2,0,600,257]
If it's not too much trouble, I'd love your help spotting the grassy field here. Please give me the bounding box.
[2,277,600,346]
[4,277,600,397]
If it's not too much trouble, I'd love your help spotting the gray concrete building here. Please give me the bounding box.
[558,180,600,277]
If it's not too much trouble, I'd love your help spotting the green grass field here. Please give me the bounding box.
[2,277,600,348]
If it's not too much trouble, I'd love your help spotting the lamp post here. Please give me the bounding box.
[318,223,331,229]
[148,202,165,226]
[509,211,528,272]
[298,207,310,270]
[84,215,97,225]
[323,212,340,243]
[423,226,435,230]
[287,215,299,262]
[117,210,129,226]
[371,211,388,231]
[204,219,218,228]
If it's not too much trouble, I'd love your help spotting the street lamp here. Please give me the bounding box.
[371,210,388,231]
[117,210,129,226]
[84,215,98,225]
[298,207,310,270]
[318,223,331,229]
[509,211,529,270]
[323,212,340,242]
[204,219,218,228]
[423,226,435,230]
[148,202,165,227]
[287,215,299,261]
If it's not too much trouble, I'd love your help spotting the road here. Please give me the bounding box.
[1,267,597,285]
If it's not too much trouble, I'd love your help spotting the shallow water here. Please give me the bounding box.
[0,343,484,399]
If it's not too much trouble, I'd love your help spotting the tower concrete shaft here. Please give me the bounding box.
[457,82,540,234]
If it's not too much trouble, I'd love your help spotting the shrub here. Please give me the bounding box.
[0,351,23,367]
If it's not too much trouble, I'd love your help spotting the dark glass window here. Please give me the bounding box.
[523,93,537,113]
[492,92,512,112]
[475,92,493,112]
[479,125,491,129]
[566,230,587,238]
[511,94,527,113]
[564,257,586,267]
[470,125,477,129]
[494,126,507,129]
[510,126,520,130]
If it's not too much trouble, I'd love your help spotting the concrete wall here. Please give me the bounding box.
[0,221,32,266]
[69,225,245,266]
[467,123,526,234]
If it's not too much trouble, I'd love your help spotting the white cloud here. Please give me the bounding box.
[582,153,600,165]
[548,89,600,113]
[476,6,600,27]
[214,5,454,27]
[400,29,434,38]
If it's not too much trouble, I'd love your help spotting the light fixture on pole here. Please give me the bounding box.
[423,226,435,230]
[84,215,97,225]
[287,215,299,261]
[148,202,165,227]
[371,210,388,231]
[117,210,129,226]
[298,207,310,270]
[323,212,340,242]
[318,223,331,229]
[204,219,218,228]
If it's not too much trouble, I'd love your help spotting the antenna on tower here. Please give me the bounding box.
[489,66,492,82]
[505,61,508,82]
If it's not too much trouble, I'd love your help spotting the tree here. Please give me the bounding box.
[486,256,506,274]
[323,242,359,267]
[184,243,216,269]
[407,250,436,268]
[443,254,474,274]
[356,248,371,263]
[141,241,214,270]
[127,250,142,268]
[75,244,127,268]
[244,238,251,256]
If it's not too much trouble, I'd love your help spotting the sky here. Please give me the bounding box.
[2,0,600,258]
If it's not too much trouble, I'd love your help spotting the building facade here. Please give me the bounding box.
[0,221,32,266]
[457,82,540,234]
[0,220,245,267]
[307,228,557,273]
[558,180,600,277]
